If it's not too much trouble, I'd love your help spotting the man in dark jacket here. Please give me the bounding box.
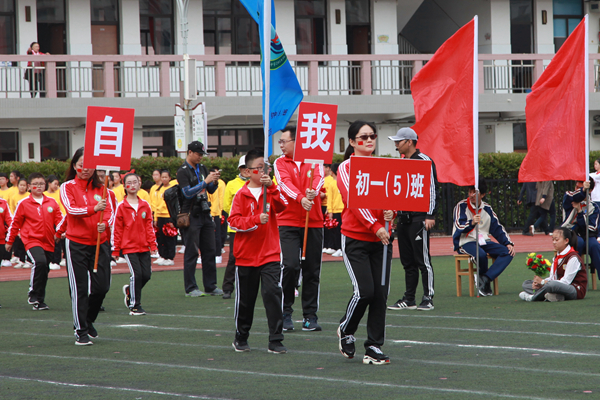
[517,182,537,236]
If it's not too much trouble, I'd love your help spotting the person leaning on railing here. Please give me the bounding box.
[24,42,50,98]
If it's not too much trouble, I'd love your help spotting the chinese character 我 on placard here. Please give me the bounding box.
[300,112,331,151]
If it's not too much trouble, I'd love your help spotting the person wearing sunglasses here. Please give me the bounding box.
[337,121,395,365]
[273,126,325,332]
[387,127,439,311]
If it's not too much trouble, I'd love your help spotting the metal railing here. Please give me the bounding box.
[2,54,600,99]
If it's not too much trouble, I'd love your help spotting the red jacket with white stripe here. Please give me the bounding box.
[0,198,12,245]
[111,197,157,257]
[337,157,393,242]
[59,177,114,246]
[228,183,286,266]
[273,155,324,228]
[6,195,63,251]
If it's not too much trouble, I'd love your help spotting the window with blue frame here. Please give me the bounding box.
[553,0,583,51]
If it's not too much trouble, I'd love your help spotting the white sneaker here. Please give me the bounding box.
[325,248,335,254]
[60,259,66,267]
[110,260,117,267]
[295,289,299,297]
[215,256,222,264]
[49,263,60,270]
[519,291,533,302]
[10,256,18,263]
[332,249,343,257]
[160,259,174,266]
[178,246,186,254]
[197,257,202,264]
[529,225,535,235]
[153,257,165,264]
[116,257,127,264]
[23,261,33,269]
[13,262,23,269]
[322,248,329,253]
[1,260,12,267]
[221,248,226,254]
[150,253,159,258]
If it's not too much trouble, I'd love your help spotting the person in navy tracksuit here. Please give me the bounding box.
[453,178,515,296]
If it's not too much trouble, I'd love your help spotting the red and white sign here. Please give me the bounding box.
[293,101,338,165]
[348,156,432,212]
[83,106,135,171]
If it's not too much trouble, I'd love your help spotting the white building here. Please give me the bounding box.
[0,0,599,162]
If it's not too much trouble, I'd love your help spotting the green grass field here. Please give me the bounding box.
[2,252,600,400]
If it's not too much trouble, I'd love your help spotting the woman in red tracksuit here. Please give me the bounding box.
[336,121,395,365]
[112,173,157,316]
[228,149,287,354]
[59,147,113,346]
[0,196,12,308]
[6,173,63,310]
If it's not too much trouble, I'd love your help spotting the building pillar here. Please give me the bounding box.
[16,0,38,55]
[20,129,40,162]
[328,0,347,55]
[66,0,92,54]
[120,0,141,55]
[371,0,398,54]
[489,0,511,54]
[275,0,296,54]
[494,122,514,153]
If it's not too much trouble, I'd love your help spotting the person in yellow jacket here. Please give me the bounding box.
[327,163,344,257]
[322,164,336,255]
[9,177,30,268]
[207,168,226,264]
[153,170,177,266]
[148,169,162,214]
[44,174,66,270]
[221,156,252,299]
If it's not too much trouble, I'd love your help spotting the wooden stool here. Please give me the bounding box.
[454,254,499,297]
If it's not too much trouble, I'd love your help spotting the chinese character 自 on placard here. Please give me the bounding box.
[94,116,124,157]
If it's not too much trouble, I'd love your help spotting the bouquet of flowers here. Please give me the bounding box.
[526,252,551,277]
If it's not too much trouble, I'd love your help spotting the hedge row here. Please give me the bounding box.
[1,151,598,184]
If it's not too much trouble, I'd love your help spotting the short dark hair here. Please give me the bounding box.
[245,149,264,168]
[0,173,7,179]
[469,178,488,195]
[10,170,21,179]
[331,163,339,176]
[123,173,140,185]
[160,169,171,176]
[18,177,27,185]
[283,126,296,140]
[28,172,46,183]
[47,174,59,184]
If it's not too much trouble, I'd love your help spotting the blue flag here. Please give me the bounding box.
[239,0,304,154]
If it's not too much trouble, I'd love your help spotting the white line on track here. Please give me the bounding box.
[385,324,600,339]
[0,352,566,400]
[394,340,600,357]
[0,375,234,399]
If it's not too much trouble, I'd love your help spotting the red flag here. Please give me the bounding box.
[411,17,478,187]
[519,16,588,182]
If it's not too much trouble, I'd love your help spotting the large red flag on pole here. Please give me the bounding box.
[411,16,479,188]
[519,15,589,182]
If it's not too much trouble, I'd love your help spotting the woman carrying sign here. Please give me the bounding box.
[59,147,113,345]
[336,121,395,365]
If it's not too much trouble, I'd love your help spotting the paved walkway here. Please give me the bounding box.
[0,232,554,282]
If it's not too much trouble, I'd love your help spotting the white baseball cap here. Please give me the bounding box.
[237,155,246,168]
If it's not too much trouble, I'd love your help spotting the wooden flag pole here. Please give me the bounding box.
[93,171,110,273]
[301,164,316,260]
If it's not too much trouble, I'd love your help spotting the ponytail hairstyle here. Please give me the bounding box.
[64,147,102,188]
[556,227,577,248]
[343,120,377,161]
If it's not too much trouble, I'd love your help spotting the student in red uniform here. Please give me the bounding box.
[228,149,287,354]
[5,173,63,310]
[59,147,113,346]
[336,121,395,365]
[112,173,158,315]
[0,196,12,303]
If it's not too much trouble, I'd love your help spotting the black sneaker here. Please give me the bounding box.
[282,313,294,331]
[122,285,131,309]
[268,341,287,354]
[302,316,322,331]
[27,297,38,305]
[75,334,93,346]
[363,346,390,365]
[222,291,232,299]
[478,275,493,297]
[99,306,105,312]
[232,340,251,352]
[417,299,434,311]
[88,323,98,339]
[337,326,356,359]
[387,298,417,310]
[129,307,146,316]
[32,302,49,311]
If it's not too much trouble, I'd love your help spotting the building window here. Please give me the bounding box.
[203,0,259,55]
[513,123,527,151]
[295,0,326,54]
[143,129,176,157]
[0,131,18,161]
[0,0,15,54]
[91,0,118,22]
[207,128,264,157]
[553,0,583,51]
[140,0,174,55]
[40,131,69,161]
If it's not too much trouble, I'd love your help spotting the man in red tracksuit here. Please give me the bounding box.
[0,196,12,308]
[112,173,158,316]
[228,149,287,354]
[274,127,325,332]
[5,173,62,310]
